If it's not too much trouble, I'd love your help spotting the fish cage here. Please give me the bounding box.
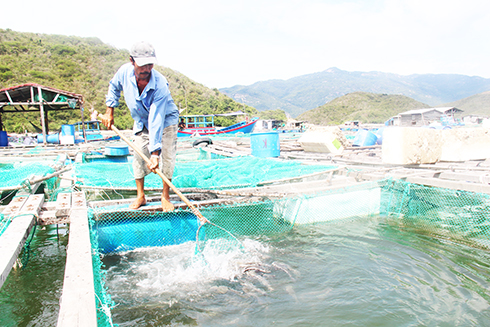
[89,178,490,326]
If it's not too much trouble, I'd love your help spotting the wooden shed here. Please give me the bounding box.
[0,83,85,144]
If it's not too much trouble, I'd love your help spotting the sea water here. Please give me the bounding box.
[0,224,68,327]
[102,215,490,326]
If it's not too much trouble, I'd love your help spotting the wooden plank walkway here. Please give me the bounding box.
[57,191,97,327]
[0,194,43,289]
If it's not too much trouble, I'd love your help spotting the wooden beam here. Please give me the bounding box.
[55,193,71,217]
[1,107,80,113]
[5,90,13,103]
[38,86,47,145]
[406,176,490,194]
[0,102,79,106]
[30,85,35,103]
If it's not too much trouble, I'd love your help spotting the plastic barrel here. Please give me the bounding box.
[61,124,75,136]
[0,131,8,147]
[251,132,280,157]
[104,145,130,156]
[37,133,60,144]
[352,130,377,147]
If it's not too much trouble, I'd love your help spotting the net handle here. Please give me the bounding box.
[106,120,210,224]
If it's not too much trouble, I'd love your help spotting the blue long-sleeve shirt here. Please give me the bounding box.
[106,63,179,153]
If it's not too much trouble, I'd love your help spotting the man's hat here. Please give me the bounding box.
[130,41,158,66]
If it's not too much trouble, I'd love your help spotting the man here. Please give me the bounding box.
[178,118,186,130]
[100,41,179,211]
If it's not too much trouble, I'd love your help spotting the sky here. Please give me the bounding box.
[2,0,490,89]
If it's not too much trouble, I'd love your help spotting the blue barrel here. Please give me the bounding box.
[251,132,280,157]
[61,124,75,136]
[37,133,60,144]
[352,130,377,147]
[0,131,8,146]
[104,145,130,156]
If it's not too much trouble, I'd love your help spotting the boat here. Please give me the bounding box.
[73,120,106,142]
[37,120,119,144]
[177,115,259,137]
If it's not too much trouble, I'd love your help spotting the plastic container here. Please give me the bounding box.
[61,124,75,136]
[251,132,280,157]
[0,131,8,147]
[352,129,377,147]
[60,135,75,145]
[375,127,385,145]
[298,131,344,154]
[104,145,130,156]
[37,133,60,144]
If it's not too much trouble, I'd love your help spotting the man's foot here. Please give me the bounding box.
[161,196,175,212]
[129,197,146,209]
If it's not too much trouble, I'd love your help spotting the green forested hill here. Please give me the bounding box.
[297,92,430,125]
[439,91,490,117]
[0,29,257,132]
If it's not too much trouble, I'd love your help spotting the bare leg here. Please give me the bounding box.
[129,178,147,209]
[161,181,175,212]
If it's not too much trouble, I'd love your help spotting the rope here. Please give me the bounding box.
[94,293,115,327]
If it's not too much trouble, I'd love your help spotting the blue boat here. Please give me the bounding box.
[73,120,120,143]
[177,115,258,137]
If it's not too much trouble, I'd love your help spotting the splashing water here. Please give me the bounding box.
[103,236,295,326]
[104,238,276,298]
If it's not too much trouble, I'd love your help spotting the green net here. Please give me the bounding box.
[26,146,47,155]
[380,178,490,248]
[89,218,116,327]
[0,213,9,238]
[74,156,336,191]
[0,162,56,189]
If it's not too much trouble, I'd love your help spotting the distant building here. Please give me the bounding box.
[462,115,484,125]
[257,119,283,131]
[386,107,463,127]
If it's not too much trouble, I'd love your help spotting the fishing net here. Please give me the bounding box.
[380,178,490,248]
[0,213,8,238]
[74,156,336,191]
[0,162,56,190]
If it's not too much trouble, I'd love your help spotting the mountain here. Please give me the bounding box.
[297,92,430,125]
[439,91,490,117]
[220,67,490,118]
[0,29,257,132]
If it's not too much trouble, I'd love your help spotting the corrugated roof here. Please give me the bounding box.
[0,83,83,104]
[399,107,462,116]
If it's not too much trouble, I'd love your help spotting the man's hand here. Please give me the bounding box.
[148,155,159,173]
[99,107,114,129]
